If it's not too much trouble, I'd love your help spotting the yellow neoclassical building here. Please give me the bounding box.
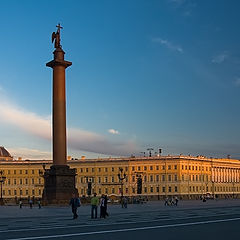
[0,147,240,202]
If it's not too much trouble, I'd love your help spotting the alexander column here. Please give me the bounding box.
[43,24,78,204]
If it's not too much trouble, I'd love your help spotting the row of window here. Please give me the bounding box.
[80,174,239,184]
[182,174,240,183]
[78,165,221,173]
[182,166,240,172]
[188,186,240,192]
[3,189,42,196]
[182,174,209,181]
[4,178,42,185]
[4,185,240,196]
[79,186,179,195]
[2,166,240,176]
[182,165,211,171]
[78,174,179,184]
[78,165,179,173]
[2,169,37,175]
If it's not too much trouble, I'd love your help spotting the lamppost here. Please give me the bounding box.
[118,167,127,208]
[85,176,94,196]
[147,148,154,157]
[140,152,146,157]
[0,170,6,205]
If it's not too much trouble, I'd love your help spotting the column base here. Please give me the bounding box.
[42,165,78,205]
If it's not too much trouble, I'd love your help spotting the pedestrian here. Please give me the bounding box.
[19,200,22,209]
[37,200,41,209]
[104,195,109,217]
[69,193,81,219]
[91,193,99,219]
[29,199,33,209]
[100,194,106,218]
[123,197,128,208]
[164,197,168,206]
[175,196,179,206]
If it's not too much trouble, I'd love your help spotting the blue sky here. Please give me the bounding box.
[0,0,240,159]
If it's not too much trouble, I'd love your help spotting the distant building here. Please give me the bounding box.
[0,147,240,201]
[0,146,13,161]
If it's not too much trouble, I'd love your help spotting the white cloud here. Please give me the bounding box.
[152,38,183,53]
[8,147,51,160]
[0,100,51,140]
[0,99,137,157]
[108,129,120,135]
[212,52,228,64]
[234,78,240,87]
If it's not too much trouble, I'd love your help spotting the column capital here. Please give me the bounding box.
[46,47,72,68]
[46,59,72,68]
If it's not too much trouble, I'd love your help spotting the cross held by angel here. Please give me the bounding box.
[52,23,62,49]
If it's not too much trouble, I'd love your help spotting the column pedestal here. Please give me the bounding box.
[42,165,78,205]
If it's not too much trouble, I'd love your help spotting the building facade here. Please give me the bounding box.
[1,148,240,202]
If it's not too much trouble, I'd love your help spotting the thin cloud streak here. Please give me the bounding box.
[152,37,183,53]
[0,100,137,157]
[108,129,120,135]
[211,52,228,64]
[234,77,240,87]
[0,100,51,140]
[8,147,51,160]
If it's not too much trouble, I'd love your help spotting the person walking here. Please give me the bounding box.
[123,197,128,208]
[69,193,81,219]
[29,199,33,209]
[19,200,22,209]
[104,195,109,217]
[175,196,179,206]
[91,193,99,219]
[100,194,106,218]
[164,197,169,206]
[37,200,41,209]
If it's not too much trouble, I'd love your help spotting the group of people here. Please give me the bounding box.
[19,199,41,209]
[69,193,109,220]
[164,196,179,206]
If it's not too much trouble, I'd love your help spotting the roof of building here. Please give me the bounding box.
[0,146,12,158]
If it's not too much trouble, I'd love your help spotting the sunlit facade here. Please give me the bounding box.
[1,149,240,201]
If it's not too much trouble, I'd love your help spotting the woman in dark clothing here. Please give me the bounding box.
[100,195,106,218]
[104,195,109,217]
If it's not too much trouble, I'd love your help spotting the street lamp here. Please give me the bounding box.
[140,152,145,157]
[0,170,6,205]
[85,176,94,196]
[147,148,154,157]
[118,167,127,208]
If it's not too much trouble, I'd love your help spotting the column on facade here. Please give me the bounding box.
[214,167,218,182]
[226,168,229,183]
[237,169,239,183]
[211,167,214,182]
[223,168,226,182]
